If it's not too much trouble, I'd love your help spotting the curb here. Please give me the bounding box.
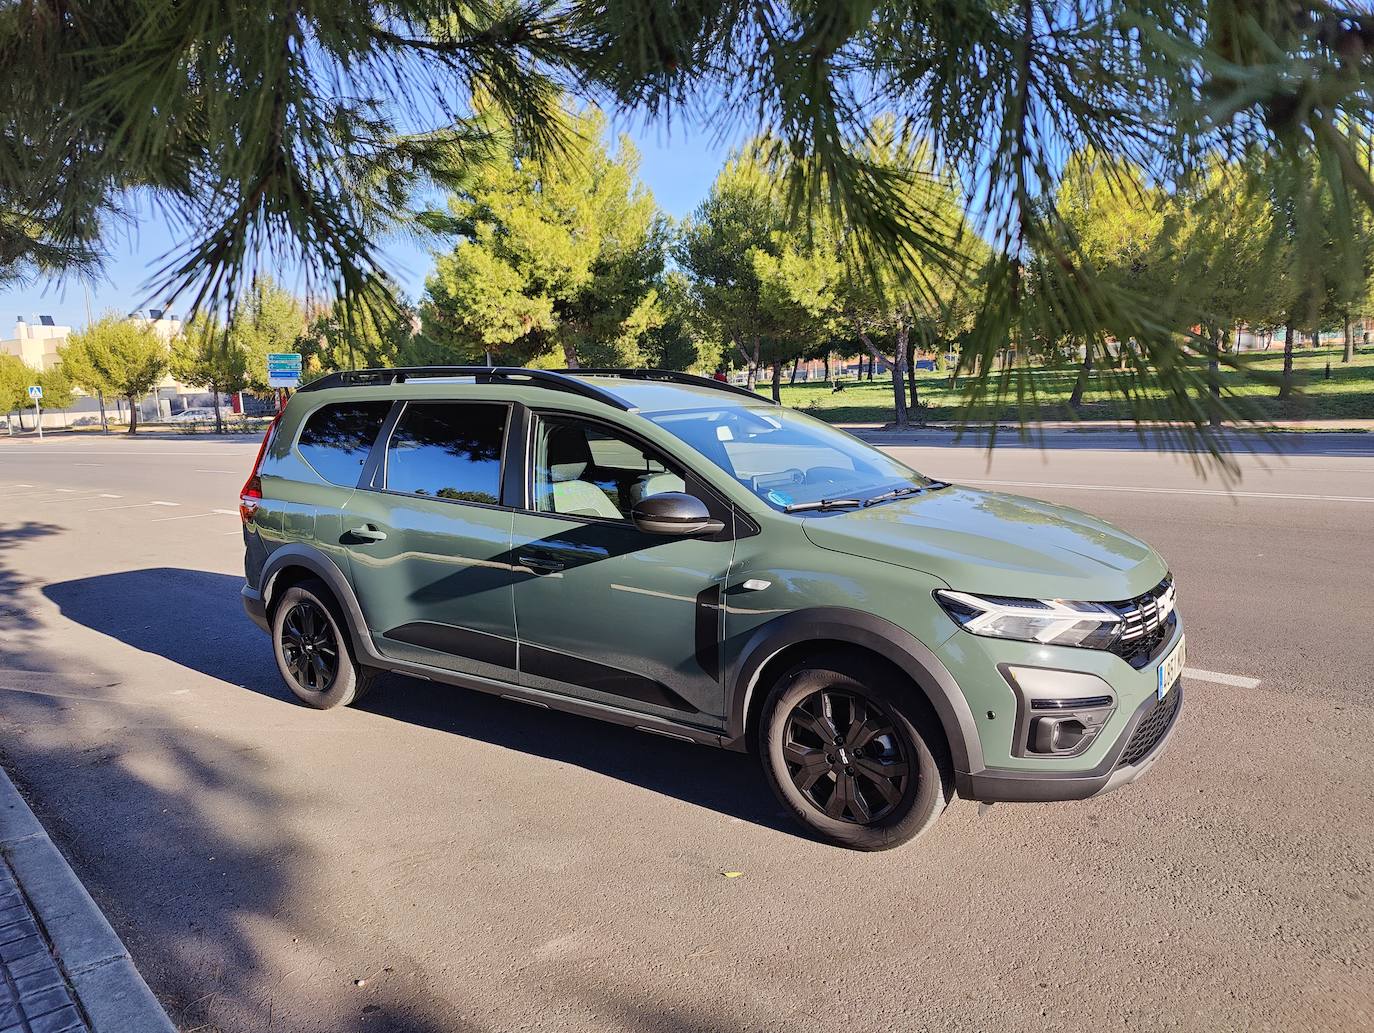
[0,767,175,1033]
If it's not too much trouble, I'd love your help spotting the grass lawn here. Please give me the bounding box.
[766,346,1374,426]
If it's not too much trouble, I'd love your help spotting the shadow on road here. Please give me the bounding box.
[42,567,796,838]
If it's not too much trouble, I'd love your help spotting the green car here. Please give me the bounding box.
[240,367,1184,849]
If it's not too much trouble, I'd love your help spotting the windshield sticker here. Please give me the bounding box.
[766,489,793,506]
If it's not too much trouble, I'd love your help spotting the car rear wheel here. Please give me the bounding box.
[759,652,952,850]
[271,580,373,709]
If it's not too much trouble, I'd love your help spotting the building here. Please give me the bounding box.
[1,316,70,371]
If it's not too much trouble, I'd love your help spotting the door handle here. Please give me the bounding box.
[347,526,388,543]
[518,553,565,574]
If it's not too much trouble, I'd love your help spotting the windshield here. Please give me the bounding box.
[646,405,931,512]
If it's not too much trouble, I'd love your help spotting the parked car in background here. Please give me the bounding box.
[165,408,218,424]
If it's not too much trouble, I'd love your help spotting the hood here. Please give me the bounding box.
[801,485,1166,601]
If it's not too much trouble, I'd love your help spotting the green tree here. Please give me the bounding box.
[305,286,417,375]
[171,318,249,433]
[677,151,787,392]
[230,277,308,395]
[1169,163,1282,425]
[421,107,666,370]
[59,315,168,434]
[6,3,1374,453]
[0,354,31,428]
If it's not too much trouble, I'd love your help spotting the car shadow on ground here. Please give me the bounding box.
[43,567,799,839]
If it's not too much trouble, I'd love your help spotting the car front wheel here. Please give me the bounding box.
[759,652,952,850]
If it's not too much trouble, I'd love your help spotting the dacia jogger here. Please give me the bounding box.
[240,367,1184,849]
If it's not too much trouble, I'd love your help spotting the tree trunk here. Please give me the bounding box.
[1279,324,1295,399]
[1207,327,1223,428]
[96,390,108,434]
[560,338,579,369]
[127,395,140,435]
[1311,328,1320,352]
[789,357,800,385]
[770,362,782,403]
[858,331,906,427]
[891,329,910,427]
[1343,314,1354,363]
[1069,343,1092,411]
[742,339,760,392]
[823,353,831,382]
[211,382,223,434]
[905,336,918,412]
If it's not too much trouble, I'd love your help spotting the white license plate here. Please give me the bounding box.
[1157,634,1186,699]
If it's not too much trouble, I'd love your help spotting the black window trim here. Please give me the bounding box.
[520,408,738,538]
[293,398,396,489]
[360,398,516,512]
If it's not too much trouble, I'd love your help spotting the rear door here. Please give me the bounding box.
[341,400,519,683]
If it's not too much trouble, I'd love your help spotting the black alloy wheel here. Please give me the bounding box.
[781,688,911,824]
[279,600,339,693]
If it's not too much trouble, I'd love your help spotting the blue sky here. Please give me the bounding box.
[0,118,734,333]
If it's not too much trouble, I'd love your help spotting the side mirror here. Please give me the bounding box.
[631,492,725,536]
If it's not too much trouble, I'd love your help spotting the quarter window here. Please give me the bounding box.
[385,403,507,505]
[297,401,392,486]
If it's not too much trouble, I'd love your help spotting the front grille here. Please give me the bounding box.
[1116,683,1183,768]
[1107,576,1177,669]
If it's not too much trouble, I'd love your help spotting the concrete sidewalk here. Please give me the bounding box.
[0,769,174,1033]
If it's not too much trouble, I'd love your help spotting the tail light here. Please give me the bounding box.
[240,411,284,524]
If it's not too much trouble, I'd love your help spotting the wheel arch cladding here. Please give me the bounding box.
[726,607,983,774]
[261,544,373,658]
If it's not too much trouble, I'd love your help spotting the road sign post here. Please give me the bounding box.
[27,385,42,440]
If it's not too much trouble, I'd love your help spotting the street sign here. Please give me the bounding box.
[266,352,302,388]
[27,385,41,400]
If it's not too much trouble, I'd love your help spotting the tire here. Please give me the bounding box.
[270,579,374,710]
[758,651,952,850]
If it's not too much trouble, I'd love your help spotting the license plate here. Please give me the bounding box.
[1157,634,1186,699]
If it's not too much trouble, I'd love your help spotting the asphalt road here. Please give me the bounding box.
[0,431,1370,1033]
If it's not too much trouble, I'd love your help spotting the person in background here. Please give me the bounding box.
[713,368,728,383]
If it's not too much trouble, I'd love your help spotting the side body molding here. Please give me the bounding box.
[722,607,984,775]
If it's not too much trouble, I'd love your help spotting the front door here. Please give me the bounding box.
[341,400,518,683]
[511,414,736,723]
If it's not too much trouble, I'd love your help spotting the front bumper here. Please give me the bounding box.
[956,679,1185,803]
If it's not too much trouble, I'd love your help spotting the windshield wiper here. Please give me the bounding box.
[783,496,864,513]
[862,480,953,507]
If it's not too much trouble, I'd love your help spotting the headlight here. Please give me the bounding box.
[935,590,1123,649]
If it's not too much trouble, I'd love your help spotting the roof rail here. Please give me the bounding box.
[296,366,634,410]
[563,368,774,405]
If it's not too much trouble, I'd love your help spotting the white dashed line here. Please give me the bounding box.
[87,501,170,512]
[151,501,179,506]
[1185,668,1261,689]
[961,479,1374,504]
[211,508,237,515]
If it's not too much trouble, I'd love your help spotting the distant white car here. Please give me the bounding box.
[165,408,218,424]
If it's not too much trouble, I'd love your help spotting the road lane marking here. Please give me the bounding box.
[54,488,78,492]
[149,510,236,522]
[87,500,178,512]
[211,508,237,514]
[960,478,1374,504]
[75,463,101,467]
[195,469,234,474]
[1184,668,1261,688]
[98,493,121,498]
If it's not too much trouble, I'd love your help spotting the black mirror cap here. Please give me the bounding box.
[631,492,725,536]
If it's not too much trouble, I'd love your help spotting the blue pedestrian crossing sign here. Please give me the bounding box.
[27,385,41,400]
[266,353,302,388]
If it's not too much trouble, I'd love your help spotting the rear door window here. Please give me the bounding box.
[297,401,393,486]
[385,402,507,505]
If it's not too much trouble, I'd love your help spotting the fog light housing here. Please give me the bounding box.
[1031,716,1089,755]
